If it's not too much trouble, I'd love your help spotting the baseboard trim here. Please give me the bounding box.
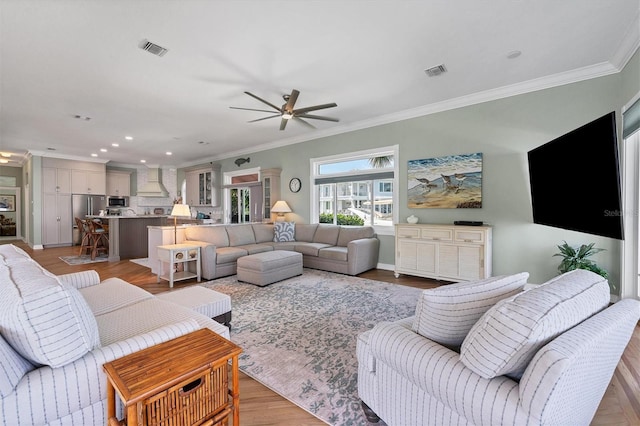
[376,262,394,271]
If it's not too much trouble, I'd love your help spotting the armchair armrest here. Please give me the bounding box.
[11,319,200,426]
[368,321,528,425]
[346,238,379,275]
[57,270,101,289]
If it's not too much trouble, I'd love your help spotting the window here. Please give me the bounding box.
[311,146,398,233]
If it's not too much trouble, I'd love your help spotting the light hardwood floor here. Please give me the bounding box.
[9,241,640,426]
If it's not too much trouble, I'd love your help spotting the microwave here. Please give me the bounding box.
[107,196,129,208]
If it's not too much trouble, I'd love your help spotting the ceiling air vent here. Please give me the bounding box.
[424,64,447,77]
[139,39,168,57]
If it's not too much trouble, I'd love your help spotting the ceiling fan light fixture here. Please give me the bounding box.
[282,112,293,120]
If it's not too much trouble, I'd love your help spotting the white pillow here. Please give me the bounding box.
[460,269,610,379]
[0,260,101,368]
[0,334,34,397]
[273,221,295,242]
[412,273,528,346]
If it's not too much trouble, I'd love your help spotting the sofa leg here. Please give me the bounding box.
[361,401,380,423]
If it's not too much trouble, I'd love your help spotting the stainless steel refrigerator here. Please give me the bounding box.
[72,194,106,245]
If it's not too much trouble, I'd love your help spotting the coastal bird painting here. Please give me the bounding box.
[408,153,483,208]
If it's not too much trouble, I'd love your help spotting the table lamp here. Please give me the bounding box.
[170,204,191,243]
[271,200,292,222]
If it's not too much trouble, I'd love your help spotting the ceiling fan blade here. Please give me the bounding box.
[284,89,300,113]
[230,106,279,113]
[294,117,316,129]
[248,114,281,123]
[244,91,282,111]
[279,118,289,131]
[296,114,339,122]
[293,102,337,115]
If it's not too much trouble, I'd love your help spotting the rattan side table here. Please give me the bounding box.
[103,329,242,426]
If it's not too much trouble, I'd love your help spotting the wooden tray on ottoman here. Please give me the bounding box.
[104,329,242,426]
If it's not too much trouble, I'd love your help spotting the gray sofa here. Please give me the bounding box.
[182,223,380,280]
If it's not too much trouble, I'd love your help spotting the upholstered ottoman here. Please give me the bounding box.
[237,250,303,286]
[156,286,232,327]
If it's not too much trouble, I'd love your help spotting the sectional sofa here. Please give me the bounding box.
[0,244,229,426]
[181,223,380,280]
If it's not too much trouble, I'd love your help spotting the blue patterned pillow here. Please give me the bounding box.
[273,221,295,242]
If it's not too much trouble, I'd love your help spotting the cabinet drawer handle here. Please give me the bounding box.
[179,377,203,396]
[464,239,473,242]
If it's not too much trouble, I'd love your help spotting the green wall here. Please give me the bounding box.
[189,51,639,293]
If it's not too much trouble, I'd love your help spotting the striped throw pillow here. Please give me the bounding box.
[412,273,528,346]
[460,269,610,379]
[0,257,101,368]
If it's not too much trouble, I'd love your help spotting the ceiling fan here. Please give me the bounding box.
[230,89,339,130]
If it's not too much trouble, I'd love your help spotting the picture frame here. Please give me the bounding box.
[0,195,15,212]
[408,152,483,208]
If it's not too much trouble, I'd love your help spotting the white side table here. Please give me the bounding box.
[157,243,201,288]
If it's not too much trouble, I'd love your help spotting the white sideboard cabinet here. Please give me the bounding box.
[394,223,492,282]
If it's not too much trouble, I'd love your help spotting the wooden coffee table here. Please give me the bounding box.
[103,329,242,426]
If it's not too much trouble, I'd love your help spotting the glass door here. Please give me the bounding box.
[230,187,251,223]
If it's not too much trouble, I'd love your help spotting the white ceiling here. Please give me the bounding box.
[1,0,638,168]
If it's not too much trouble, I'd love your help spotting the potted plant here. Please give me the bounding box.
[553,241,608,279]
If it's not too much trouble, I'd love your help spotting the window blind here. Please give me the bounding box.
[623,98,640,139]
[315,171,394,185]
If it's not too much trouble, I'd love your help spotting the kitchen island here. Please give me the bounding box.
[88,215,168,261]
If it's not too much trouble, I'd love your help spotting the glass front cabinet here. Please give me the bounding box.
[186,165,221,207]
[261,168,281,222]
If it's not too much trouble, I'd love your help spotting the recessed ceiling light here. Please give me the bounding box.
[100,148,107,152]
[166,152,172,156]
[91,153,98,157]
[140,159,146,163]
[125,136,133,141]
[112,143,119,147]
[507,50,522,59]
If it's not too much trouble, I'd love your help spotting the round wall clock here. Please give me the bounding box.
[289,178,302,193]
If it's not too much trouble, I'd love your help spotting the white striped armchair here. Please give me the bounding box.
[357,270,640,425]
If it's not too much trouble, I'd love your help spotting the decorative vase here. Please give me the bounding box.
[407,215,419,224]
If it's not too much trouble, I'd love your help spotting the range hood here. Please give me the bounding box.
[137,167,169,198]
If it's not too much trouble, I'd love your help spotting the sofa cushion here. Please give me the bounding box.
[313,224,340,245]
[0,259,101,368]
[460,269,610,379]
[216,246,248,264]
[273,221,295,242]
[295,242,332,256]
[0,333,34,397]
[236,244,274,255]
[79,277,153,316]
[252,224,274,243]
[185,225,229,247]
[227,224,256,246]
[294,224,318,242]
[318,246,348,261]
[412,273,528,347]
[337,226,375,247]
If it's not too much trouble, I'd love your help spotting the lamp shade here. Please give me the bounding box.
[271,200,292,214]
[170,204,191,217]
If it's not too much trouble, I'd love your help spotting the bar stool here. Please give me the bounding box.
[87,220,109,260]
[76,218,93,256]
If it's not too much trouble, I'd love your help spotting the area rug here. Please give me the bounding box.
[202,269,422,425]
[59,254,108,265]
[129,257,150,268]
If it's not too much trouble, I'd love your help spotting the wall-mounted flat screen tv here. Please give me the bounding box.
[527,111,623,240]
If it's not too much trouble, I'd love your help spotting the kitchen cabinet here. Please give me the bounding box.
[395,223,492,282]
[106,171,131,196]
[43,167,71,194]
[72,169,106,194]
[42,192,72,246]
[261,168,281,222]
[185,165,220,206]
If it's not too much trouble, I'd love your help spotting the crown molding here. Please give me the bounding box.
[29,150,110,164]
